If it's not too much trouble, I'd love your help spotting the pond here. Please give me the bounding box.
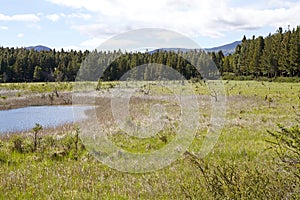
[0,105,92,133]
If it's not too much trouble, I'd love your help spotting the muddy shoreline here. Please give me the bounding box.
[0,92,72,110]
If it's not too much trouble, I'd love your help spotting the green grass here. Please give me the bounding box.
[0,80,300,199]
[0,82,74,93]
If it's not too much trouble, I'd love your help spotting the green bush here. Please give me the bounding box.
[222,73,255,81]
[267,124,300,180]
[0,140,7,163]
[60,129,85,160]
[221,74,300,82]
[0,150,8,164]
[10,135,24,153]
[273,77,300,83]
[183,151,298,199]
[9,135,34,153]
[222,72,237,80]
[32,123,43,152]
[256,76,271,82]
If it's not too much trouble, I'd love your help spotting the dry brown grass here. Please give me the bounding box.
[0,92,72,110]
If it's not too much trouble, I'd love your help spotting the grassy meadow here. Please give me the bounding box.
[0,80,299,199]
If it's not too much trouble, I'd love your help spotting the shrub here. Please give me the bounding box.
[222,72,236,80]
[0,140,7,163]
[182,151,297,199]
[267,124,300,180]
[10,135,24,153]
[273,77,300,83]
[32,123,43,152]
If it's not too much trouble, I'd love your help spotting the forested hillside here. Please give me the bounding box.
[1,26,300,82]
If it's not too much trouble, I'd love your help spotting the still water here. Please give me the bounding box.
[0,105,91,133]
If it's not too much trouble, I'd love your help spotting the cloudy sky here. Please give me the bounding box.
[1,0,300,50]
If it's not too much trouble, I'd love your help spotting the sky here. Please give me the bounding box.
[1,0,300,50]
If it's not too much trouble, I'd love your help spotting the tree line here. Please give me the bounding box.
[219,26,300,78]
[0,47,89,82]
[76,50,216,81]
[0,47,214,82]
[1,26,300,82]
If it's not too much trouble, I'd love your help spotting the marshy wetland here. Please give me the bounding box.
[0,80,299,199]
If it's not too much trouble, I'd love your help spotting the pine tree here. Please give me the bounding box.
[272,27,283,76]
[33,66,43,81]
[289,27,300,76]
[239,37,249,76]
[261,34,275,77]
[279,30,291,76]
[252,36,264,77]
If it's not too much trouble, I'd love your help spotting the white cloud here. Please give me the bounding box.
[47,0,300,39]
[63,13,92,20]
[0,26,8,30]
[71,23,132,37]
[54,38,108,51]
[47,13,92,22]
[79,38,108,50]
[0,13,40,22]
[265,0,297,8]
[26,24,41,29]
[46,0,118,13]
[46,14,60,22]
[17,33,24,38]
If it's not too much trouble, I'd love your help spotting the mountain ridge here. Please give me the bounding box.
[24,41,241,54]
[26,45,51,52]
[148,40,241,55]
[204,41,241,55]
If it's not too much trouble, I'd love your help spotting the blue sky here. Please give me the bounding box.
[1,0,300,50]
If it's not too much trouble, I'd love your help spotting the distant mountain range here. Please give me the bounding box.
[26,45,51,52]
[24,41,241,55]
[149,41,241,55]
[204,41,242,55]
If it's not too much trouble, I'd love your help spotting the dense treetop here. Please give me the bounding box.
[220,26,300,78]
[0,47,89,82]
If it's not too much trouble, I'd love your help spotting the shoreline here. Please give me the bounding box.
[0,91,72,110]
